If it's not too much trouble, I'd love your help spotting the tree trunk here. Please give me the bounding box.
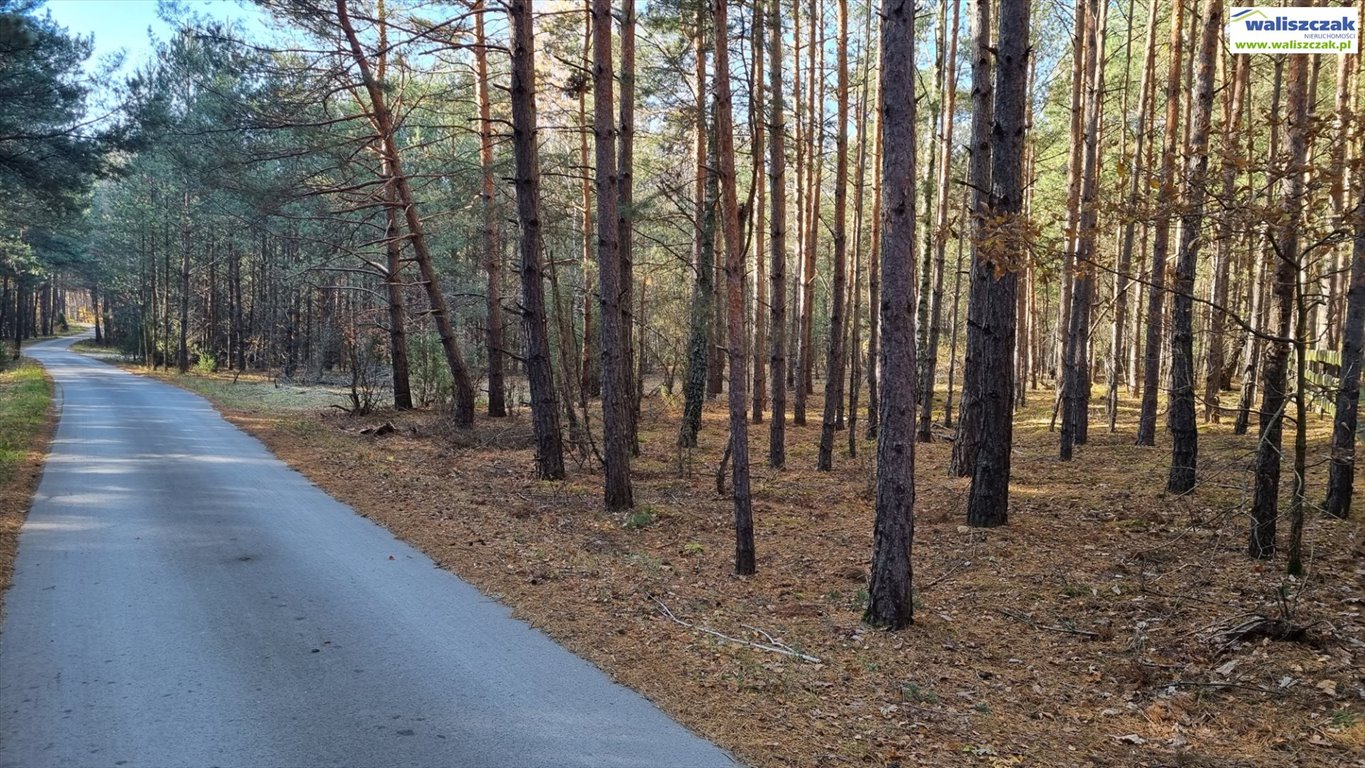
[91,287,102,345]
[1166,0,1220,494]
[1135,0,1185,446]
[751,0,767,427]
[865,89,884,439]
[794,0,824,424]
[768,0,788,469]
[679,11,713,450]
[967,0,1028,527]
[817,0,851,471]
[1203,54,1249,423]
[336,0,476,426]
[475,0,506,418]
[1060,0,1101,461]
[1325,192,1365,518]
[1108,0,1157,431]
[847,3,875,459]
[917,0,961,442]
[711,0,755,574]
[1250,46,1310,560]
[1235,59,1282,436]
[178,196,191,375]
[619,0,638,448]
[591,0,633,511]
[384,195,413,410]
[948,0,993,478]
[507,0,565,481]
[865,0,917,631]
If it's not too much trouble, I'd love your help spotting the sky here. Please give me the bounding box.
[42,0,259,77]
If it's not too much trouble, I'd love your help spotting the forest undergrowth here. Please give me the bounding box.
[137,365,1364,767]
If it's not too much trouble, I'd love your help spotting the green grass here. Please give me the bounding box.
[0,361,51,484]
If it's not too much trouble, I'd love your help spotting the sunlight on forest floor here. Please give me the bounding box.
[111,361,1365,767]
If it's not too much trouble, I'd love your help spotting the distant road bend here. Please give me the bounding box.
[0,335,737,768]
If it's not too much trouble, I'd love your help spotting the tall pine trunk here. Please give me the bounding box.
[679,11,712,449]
[507,0,565,480]
[948,0,993,478]
[1135,0,1185,446]
[712,0,755,575]
[1203,54,1250,422]
[967,0,1029,527]
[1108,0,1157,431]
[918,0,961,443]
[619,0,638,449]
[337,0,476,426]
[591,0,633,511]
[1325,192,1365,518]
[1250,45,1310,559]
[817,0,851,470]
[865,0,917,631]
[474,0,506,418]
[1166,0,1220,494]
[1060,0,1102,460]
[768,0,789,468]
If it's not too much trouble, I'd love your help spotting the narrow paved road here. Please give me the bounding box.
[0,336,737,768]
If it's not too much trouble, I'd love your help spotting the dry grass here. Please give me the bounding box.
[96,361,1365,767]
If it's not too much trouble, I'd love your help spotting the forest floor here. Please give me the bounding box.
[81,353,1365,767]
[0,358,55,601]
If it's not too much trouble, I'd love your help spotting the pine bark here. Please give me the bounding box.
[619,0,638,447]
[383,194,413,410]
[1325,194,1365,518]
[507,0,565,480]
[474,0,506,418]
[1108,0,1157,431]
[768,0,789,468]
[917,0,961,443]
[591,0,633,511]
[751,0,768,427]
[967,0,1028,527]
[1135,0,1185,446]
[679,10,713,449]
[817,0,851,471]
[1166,0,1220,494]
[711,0,755,575]
[1060,0,1101,461]
[948,0,993,478]
[1250,47,1310,559]
[866,0,917,631]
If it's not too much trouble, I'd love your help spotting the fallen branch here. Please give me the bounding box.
[920,559,972,591]
[652,597,822,663]
[1153,679,1275,695]
[997,608,1101,639]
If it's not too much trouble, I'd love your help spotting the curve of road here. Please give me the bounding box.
[0,335,737,768]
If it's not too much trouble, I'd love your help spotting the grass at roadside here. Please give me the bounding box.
[0,359,55,599]
[72,342,348,414]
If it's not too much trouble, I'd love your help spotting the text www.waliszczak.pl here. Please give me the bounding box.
[1231,39,1355,51]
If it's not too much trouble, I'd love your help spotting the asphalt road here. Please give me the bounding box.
[0,335,737,768]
